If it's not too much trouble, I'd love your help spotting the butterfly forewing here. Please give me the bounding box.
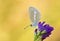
[29,7,40,26]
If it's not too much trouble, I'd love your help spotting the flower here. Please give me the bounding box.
[38,21,54,40]
[34,21,54,41]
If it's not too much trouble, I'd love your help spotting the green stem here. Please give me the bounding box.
[36,36,42,41]
[34,35,42,41]
[34,30,46,41]
[34,32,42,41]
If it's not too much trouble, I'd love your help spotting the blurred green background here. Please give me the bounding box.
[0,0,60,41]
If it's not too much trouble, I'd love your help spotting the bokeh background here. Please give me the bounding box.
[0,0,60,41]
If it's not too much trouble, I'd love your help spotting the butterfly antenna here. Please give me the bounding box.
[24,24,32,29]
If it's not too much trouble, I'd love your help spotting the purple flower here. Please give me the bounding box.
[38,21,54,40]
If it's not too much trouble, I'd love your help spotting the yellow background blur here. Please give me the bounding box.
[0,0,60,41]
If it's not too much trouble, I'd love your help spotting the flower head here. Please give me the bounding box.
[34,21,54,41]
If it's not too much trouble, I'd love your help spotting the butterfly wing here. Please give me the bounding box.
[29,7,40,27]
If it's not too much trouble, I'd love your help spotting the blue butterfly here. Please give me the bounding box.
[24,7,40,29]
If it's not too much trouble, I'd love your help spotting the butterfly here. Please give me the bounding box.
[24,7,40,29]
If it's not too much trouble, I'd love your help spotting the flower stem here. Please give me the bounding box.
[34,32,42,41]
[34,36,42,41]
